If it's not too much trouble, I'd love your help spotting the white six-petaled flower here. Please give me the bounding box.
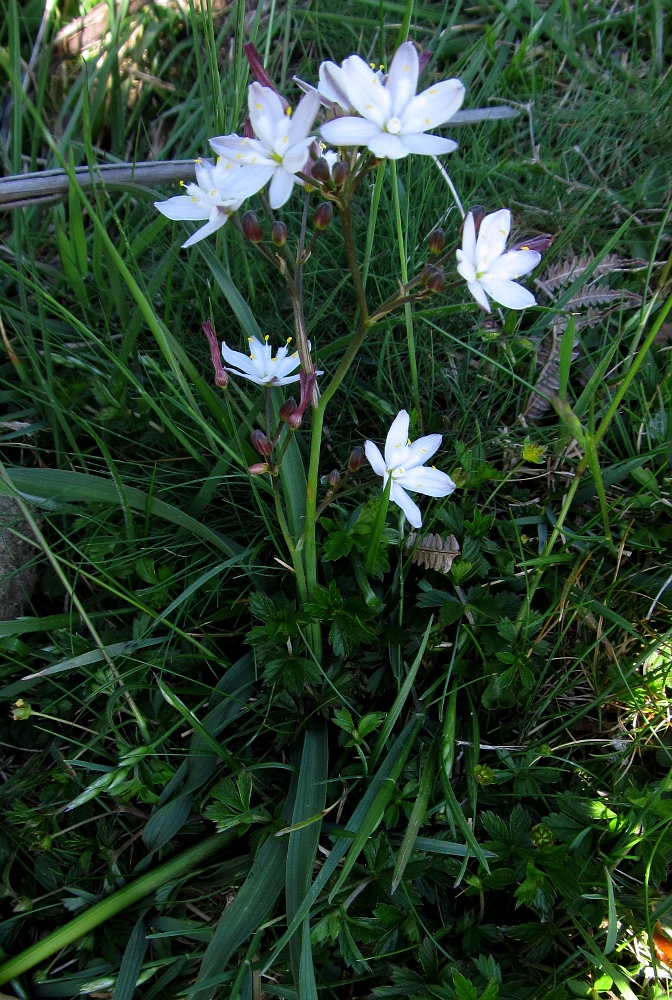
[209,84,320,210]
[364,410,456,529]
[456,209,541,312]
[319,42,465,160]
[154,159,245,248]
[222,335,311,387]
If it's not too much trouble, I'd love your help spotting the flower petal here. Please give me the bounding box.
[466,279,491,312]
[287,90,320,145]
[210,135,270,164]
[155,196,211,222]
[269,168,296,209]
[476,209,511,269]
[340,54,390,125]
[487,248,541,281]
[268,373,303,386]
[182,214,229,247]
[399,132,457,156]
[386,41,419,117]
[395,466,456,497]
[282,137,313,174]
[461,212,476,263]
[384,410,410,468]
[224,164,276,200]
[455,251,477,285]
[248,83,285,149]
[194,159,215,190]
[400,79,465,133]
[318,61,352,109]
[404,433,442,469]
[364,440,386,477]
[480,277,537,310]
[389,482,422,528]
[367,131,409,159]
[221,341,263,378]
[273,348,302,378]
[320,117,381,147]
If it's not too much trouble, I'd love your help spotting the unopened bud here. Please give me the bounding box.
[248,462,269,475]
[251,429,273,455]
[311,157,331,184]
[427,268,445,293]
[427,228,446,255]
[12,699,32,721]
[242,210,263,243]
[348,445,365,472]
[327,469,341,487]
[271,220,287,247]
[461,205,486,240]
[420,263,439,286]
[287,411,303,431]
[279,397,298,421]
[203,318,228,387]
[313,202,333,231]
[511,233,554,254]
[332,161,349,188]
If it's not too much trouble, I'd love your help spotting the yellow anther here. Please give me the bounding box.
[432,465,437,471]
[217,156,222,164]
[195,157,202,163]
[250,355,255,360]
[286,337,292,343]
[248,337,254,341]
[520,245,530,251]
[179,180,184,186]
[210,189,216,196]
[407,438,411,445]
[285,105,293,116]
[370,61,376,69]
[265,335,270,341]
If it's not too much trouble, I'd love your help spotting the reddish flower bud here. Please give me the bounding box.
[420,263,439,286]
[313,202,334,231]
[248,462,269,475]
[348,445,365,472]
[427,268,446,293]
[279,397,298,421]
[271,220,287,247]
[427,228,446,255]
[243,43,289,108]
[202,318,228,388]
[242,211,263,243]
[311,157,331,184]
[251,429,273,455]
[418,49,432,76]
[332,161,349,188]
[460,205,486,241]
[511,233,555,254]
[286,411,303,431]
[243,116,255,140]
[327,469,341,487]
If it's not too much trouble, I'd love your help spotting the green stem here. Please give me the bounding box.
[364,475,392,576]
[272,475,308,605]
[390,160,420,422]
[362,161,387,294]
[0,833,236,986]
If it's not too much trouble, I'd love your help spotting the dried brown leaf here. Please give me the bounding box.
[405,533,460,574]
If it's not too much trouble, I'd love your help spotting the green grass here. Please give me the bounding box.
[1,1,672,999]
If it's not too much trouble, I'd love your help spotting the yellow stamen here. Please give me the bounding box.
[195,157,202,163]
[265,335,270,341]
[286,337,292,344]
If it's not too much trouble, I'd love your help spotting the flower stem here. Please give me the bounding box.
[272,475,308,605]
[362,161,386,293]
[364,475,392,577]
[390,160,421,424]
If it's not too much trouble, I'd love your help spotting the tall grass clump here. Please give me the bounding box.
[0,1,671,999]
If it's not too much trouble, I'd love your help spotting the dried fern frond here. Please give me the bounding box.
[564,285,642,310]
[521,332,580,423]
[535,253,618,294]
[405,533,460,574]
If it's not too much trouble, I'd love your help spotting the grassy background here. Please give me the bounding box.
[0,0,672,998]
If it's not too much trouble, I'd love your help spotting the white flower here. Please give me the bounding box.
[209,84,320,209]
[319,42,465,160]
[364,410,455,529]
[154,159,244,248]
[456,209,541,312]
[222,335,307,387]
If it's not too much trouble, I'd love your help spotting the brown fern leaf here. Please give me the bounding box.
[535,252,623,295]
[521,332,580,423]
[406,533,460,574]
[564,285,642,310]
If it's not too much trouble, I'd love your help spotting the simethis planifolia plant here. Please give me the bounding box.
[155,41,551,667]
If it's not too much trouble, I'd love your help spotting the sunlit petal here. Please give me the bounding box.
[269,168,296,209]
[480,277,537,310]
[320,117,381,147]
[400,79,465,132]
[467,280,491,312]
[287,91,321,145]
[384,410,411,468]
[367,132,408,159]
[405,434,442,469]
[182,215,229,248]
[395,466,456,497]
[487,249,541,281]
[389,483,423,528]
[386,41,419,117]
[364,441,386,477]
[399,133,457,156]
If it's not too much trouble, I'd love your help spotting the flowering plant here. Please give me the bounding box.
[153,39,551,687]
